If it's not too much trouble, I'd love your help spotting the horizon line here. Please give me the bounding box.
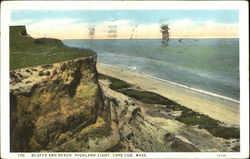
[61,37,239,40]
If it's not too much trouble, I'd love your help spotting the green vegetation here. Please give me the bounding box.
[98,73,240,139]
[98,73,131,90]
[207,126,240,139]
[10,26,95,70]
[121,89,175,105]
[177,111,219,129]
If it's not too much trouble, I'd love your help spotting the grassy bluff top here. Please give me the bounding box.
[10,25,96,70]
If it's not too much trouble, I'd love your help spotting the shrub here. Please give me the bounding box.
[34,38,46,44]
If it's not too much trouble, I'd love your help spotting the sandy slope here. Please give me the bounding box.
[99,75,239,152]
[97,63,239,126]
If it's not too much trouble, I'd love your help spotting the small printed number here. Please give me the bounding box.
[217,154,226,158]
[18,154,25,157]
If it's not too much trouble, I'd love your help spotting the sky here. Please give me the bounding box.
[11,10,239,39]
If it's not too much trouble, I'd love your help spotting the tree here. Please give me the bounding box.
[88,27,95,39]
[160,24,170,46]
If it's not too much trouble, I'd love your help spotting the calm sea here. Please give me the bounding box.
[63,38,239,101]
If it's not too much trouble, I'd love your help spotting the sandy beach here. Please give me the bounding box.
[97,63,240,126]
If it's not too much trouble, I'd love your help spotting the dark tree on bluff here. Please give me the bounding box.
[160,24,170,46]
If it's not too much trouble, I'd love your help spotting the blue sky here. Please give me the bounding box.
[11,10,239,24]
[11,10,239,39]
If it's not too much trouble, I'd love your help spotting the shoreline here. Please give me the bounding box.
[97,63,240,126]
[143,73,239,104]
[98,63,239,104]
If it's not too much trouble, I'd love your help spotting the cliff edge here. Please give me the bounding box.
[9,26,239,152]
[11,57,113,151]
[10,26,117,152]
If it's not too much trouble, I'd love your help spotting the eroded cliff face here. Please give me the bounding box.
[10,56,114,152]
[10,56,200,152]
[10,56,237,152]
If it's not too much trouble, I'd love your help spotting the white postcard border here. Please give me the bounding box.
[1,1,249,159]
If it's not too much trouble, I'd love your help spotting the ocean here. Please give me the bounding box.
[63,38,240,101]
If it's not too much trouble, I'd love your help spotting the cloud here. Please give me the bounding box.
[170,19,196,27]
[131,24,160,38]
[26,18,89,39]
[11,19,34,25]
[91,20,132,38]
[100,20,131,27]
[202,20,217,26]
[25,19,134,39]
[18,17,238,39]
[27,18,79,29]
[168,19,238,38]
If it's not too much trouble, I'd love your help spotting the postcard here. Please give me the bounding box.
[0,1,249,159]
